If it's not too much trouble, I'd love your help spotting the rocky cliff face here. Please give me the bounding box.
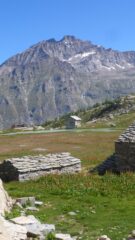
[1,36,135,129]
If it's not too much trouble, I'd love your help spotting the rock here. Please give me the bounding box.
[20,210,26,216]
[26,207,39,211]
[11,215,55,239]
[0,179,55,240]
[55,233,73,240]
[33,148,47,152]
[108,114,114,120]
[0,179,13,215]
[97,235,111,240]
[15,202,23,209]
[132,230,135,237]
[127,236,135,240]
[16,197,35,207]
[127,230,135,239]
[35,201,43,206]
[0,215,27,240]
[1,36,135,130]
[11,215,37,225]
[91,210,96,214]
[68,211,77,216]
[109,122,116,127]
[34,126,45,130]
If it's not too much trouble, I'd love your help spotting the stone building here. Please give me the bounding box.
[66,115,81,129]
[91,121,135,174]
[115,121,135,172]
[0,152,81,182]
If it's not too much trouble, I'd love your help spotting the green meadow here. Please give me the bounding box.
[0,130,134,239]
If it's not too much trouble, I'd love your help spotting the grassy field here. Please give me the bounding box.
[0,130,118,167]
[0,130,135,239]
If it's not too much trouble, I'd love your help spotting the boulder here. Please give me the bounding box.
[0,215,27,240]
[11,215,55,239]
[16,196,35,207]
[127,230,135,239]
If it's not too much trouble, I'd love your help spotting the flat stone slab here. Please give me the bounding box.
[55,233,73,240]
[0,152,81,182]
[11,215,55,238]
[0,215,27,240]
[97,236,111,240]
[117,121,135,142]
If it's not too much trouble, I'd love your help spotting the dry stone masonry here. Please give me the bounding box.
[91,121,135,174]
[0,152,81,182]
[115,121,135,172]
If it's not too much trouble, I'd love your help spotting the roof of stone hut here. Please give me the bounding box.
[70,115,81,121]
[3,153,81,173]
[117,121,135,142]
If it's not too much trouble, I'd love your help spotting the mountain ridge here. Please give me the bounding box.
[1,36,135,129]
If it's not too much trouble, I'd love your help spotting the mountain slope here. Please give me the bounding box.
[43,94,135,130]
[1,36,135,129]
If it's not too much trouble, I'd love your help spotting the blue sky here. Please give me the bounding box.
[0,0,135,63]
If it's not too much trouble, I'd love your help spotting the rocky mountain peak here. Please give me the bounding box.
[0,36,135,129]
[61,35,76,41]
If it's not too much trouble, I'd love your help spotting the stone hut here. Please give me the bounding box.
[91,121,135,174]
[115,121,135,172]
[66,115,81,129]
[0,152,81,182]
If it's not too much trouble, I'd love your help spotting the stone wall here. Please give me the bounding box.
[114,121,135,172]
[91,121,135,175]
[115,141,135,172]
[0,152,81,182]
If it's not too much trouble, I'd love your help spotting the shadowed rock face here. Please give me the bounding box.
[1,36,135,129]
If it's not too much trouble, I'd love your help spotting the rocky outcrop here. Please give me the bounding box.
[0,216,27,240]
[0,213,56,240]
[1,36,135,129]
[0,152,81,182]
[0,179,74,239]
[0,179,13,215]
[0,179,27,240]
[11,215,55,239]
